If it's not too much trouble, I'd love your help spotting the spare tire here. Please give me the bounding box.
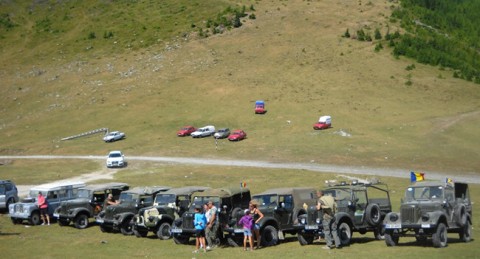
[365,203,381,226]
[455,204,467,227]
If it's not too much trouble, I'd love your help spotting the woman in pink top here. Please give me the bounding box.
[37,192,50,225]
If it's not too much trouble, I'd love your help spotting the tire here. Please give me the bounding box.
[231,207,243,218]
[338,222,352,246]
[74,214,89,229]
[432,222,448,248]
[6,198,14,211]
[261,225,279,247]
[455,205,467,227]
[384,230,399,246]
[459,220,472,242]
[133,227,148,238]
[120,217,134,235]
[173,235,190,245]
[297,233,315,245]
[156,222,172,240]
[58,219,70,226]
[365,203,381,226]
[29,211,41,225]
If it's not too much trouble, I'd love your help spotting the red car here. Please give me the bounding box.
[313,115,332,130]
[177,126,196,137]
[228,130,247,141]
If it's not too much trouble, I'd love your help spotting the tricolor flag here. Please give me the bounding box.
[410,171,425,182]
[240,182,247,188]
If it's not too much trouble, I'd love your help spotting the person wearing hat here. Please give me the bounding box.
[238,209,254,251]
[193,205,207,253]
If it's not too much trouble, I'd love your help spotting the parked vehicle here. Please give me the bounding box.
[96,186,170,235]
[106,150,126,168]
[171,187,251,245]
[296,180,391,246]
[53,182,129,229]
[9,182,86,225]
[255,100,267,114]
[177,126,196,137]
[226,187,317,247]
[214,128,230,139]
[132,186,210,239]
[103,131,126,142]
[228,130,247,141]
[313,115,332,130]
[191,125,215,138]
[0,180,18,212]
[383,180,472,248]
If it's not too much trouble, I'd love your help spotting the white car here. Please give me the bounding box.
[106,151,126,168]
[103,131,126,142]
[191,125,215,138]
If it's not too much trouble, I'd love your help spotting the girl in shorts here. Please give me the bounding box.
[238,209,254,251]
[193,206,207,253]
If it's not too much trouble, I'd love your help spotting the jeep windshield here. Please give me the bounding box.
[189,196,220,211]
[405,186,444,201]
[76,189,92,199]
[252,194,278,207]
[155,194,176,206]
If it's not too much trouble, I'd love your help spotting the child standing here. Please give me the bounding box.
[238,209,254,251]
[193,205,207,253]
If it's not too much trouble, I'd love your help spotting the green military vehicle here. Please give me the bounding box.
[225,187,317,247]
[296,180,391,245]
[383,181,472,248]
[53,182,129,229]
[132,186,210,239]
[171,187,251,245]
[96,186,170,235]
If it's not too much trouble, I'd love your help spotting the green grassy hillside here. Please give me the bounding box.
[1,0,479,175]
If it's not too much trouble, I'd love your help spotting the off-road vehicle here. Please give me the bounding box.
[296,180,391,245]
[0,180,18,212]
[53,182,129,229]
[9,182,86,225]
[132,186,210,239]
[96,186,170,235]
[171,187,251,245]
[225,187,317,247]
[383,181,472,248]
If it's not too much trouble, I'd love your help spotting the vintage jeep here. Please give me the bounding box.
[53,182,129,229]
[9,182,86,225]
[171,187,251,245]
[132,186,210,239]
[297,181,392,245]
[96,186,170,235]
[383,181,472,248]
[225,187,317,247]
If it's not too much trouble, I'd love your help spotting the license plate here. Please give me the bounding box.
[171,228,182,233]
[96,218,104,224]
[421,224,430,228]
[234,229,244,233]
[53,213,59,218]
[385,224,401,229]
[305,225,318,230]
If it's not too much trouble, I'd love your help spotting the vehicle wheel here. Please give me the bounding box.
[74,214,89,229]
[365,203,381,226]
[297,233,315,245]
[133,227,148,238]
[11,218,22,225]
[455,205,467,227]
[173,235,190,245]
[338,222,352,246]
[120,218,134,235]
[459,220,472,242]
[6,198,14,211]
[29,211,41,225]
[261,225,279,247]
[100,224,112,233]
[374,224,385,240]
[432,222,448,248]
[384,230,399,246]
[156,222,172,240]
[231,207,243,218]
[58,219,70,226]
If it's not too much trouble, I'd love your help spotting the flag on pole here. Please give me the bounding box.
[240,182,247,188]
[445,177,454,186]
[410,172,425,182]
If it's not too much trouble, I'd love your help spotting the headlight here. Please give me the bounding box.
[421,214,430,221]
[316,218,321,224]
[300,218,306,224]
[389,213,399,221]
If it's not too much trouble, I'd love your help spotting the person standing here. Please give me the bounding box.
[37,192,50,226]
[193,206,207,253]
[205,200,218,250]
[249,200,264,249]
[238,209,254,251]
[317,191,340,249]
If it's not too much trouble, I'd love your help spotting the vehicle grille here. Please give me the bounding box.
[182,213,194,229]
[401,207,418,224]
[13,204,24,213]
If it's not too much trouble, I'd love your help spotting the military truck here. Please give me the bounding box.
[9,182,86,225]
[296,180,391,245]
[53,182,129,229]
[96,186,170,235]
[171,187,251,245]
[383,181,472,248]
[132,186,210,239]
[225,187,317,247]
